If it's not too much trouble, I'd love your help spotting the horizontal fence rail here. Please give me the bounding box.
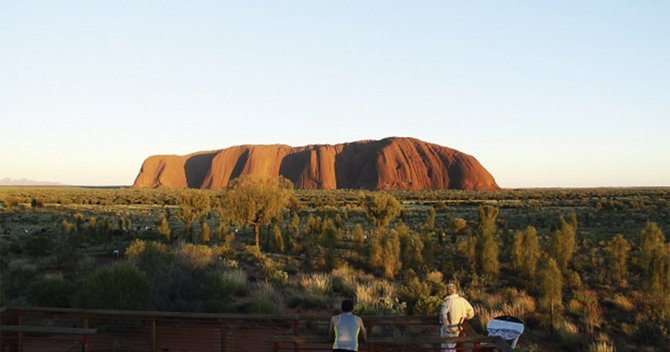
[0,306,513,352]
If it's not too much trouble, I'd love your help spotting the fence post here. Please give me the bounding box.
[292,318,299,352]
[151,316,157,352]
[366,321,374,352]
[82,316,89,352]
[220,319,227,352]
[17,313,23,352]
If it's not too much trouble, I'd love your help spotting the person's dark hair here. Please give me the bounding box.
[341,299,354,312]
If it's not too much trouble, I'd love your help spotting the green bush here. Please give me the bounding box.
[24,233,53,257]
[249,297,279,314]
[221,269,249,296]
[26,274,73,307]
[73,263,152,310]
[413,295,442,315]
[287,289,328,309]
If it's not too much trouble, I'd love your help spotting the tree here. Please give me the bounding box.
[61,219,74,234]
[606,234,631,288]
[353,223,366,254]
[87,217,97,235]
[476,205,500,281]
[200,222,211,243]
[158,213,171,240]
[539,257,563,330]
[322,219,341,270]
[118,217,127,232]
[271,224,285,254]
[177,190,211,241]
[397,222,424,271]
[549,216,577,271]
[74,213,84,232]
[222,176,294,250]
[425,207,436,234]
[647,245,670,321]
[360,193,401,231]
[382,230,402,279]
[512,226,541,283]
[639,221,665,275]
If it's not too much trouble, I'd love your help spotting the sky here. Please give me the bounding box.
[1,1,669,188]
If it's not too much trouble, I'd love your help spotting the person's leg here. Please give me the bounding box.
[440,326,458,352]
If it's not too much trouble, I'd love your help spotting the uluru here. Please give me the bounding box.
[132,137,499,191]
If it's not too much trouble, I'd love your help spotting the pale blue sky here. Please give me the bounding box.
[1,1,668,187]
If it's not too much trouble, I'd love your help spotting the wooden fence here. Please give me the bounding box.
[0,306,512,352]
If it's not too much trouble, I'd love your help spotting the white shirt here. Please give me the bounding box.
[330,312,365,351]
[440,293,474,333]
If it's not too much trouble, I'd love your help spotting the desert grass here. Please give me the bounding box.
[611,293,634,312]
[254,280,283,303]
[587,340,615,352]
[175,242,215,269]
[221,269,248,296]
[296,272,332,295]
[475,288,537,326]
[331,264,360,294]
[355,279,396,306]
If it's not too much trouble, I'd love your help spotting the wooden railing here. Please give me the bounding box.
[0,306,513,352]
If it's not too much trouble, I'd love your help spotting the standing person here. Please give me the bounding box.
[440,283,475,352]
[329,299,367,352]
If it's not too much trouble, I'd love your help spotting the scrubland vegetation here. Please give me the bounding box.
[1,183,669,351]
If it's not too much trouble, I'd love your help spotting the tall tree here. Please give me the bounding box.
[512,226,541,283]
[647,245,670,320]
[539,257,563,330]
[360,193,401,232]
[549,216,577,271]
[158,213,171,240]
[606,234,631,288]
[200,222,211,243]
[322,219,341,270]
[353,223,366,254]
[271,224,285,254]
[382,229,402,279]
[476,205,500,281]
[222,176,294,250]
[639,221,665,275]
[425,207,436,234]
[177,190,211,240]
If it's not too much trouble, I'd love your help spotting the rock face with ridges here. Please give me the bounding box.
[132,137,499,191]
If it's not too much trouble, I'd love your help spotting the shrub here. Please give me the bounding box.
[26,274,73,307]
[249,297,279,314]
[331,265,358,296]
[587,340,615,352]
[611,294,634,312]
[255,281,283,304]
[74,263,152,310]
[23,233,53,257]
[297,273,332,295]
[557,321,582,350]
[248,282,281,314]
[175,242,215,269]
[413,295,442,315]
[221,269,248,296]
[287,289,328,309]
[126,240,171,272]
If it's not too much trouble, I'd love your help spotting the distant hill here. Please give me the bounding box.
[0,178,63,186]
[132,137,499,191]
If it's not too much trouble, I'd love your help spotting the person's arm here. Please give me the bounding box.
[439,301,448,325]
[358,317,367,342]
[328,316,335,342]
[464,300,475,320]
